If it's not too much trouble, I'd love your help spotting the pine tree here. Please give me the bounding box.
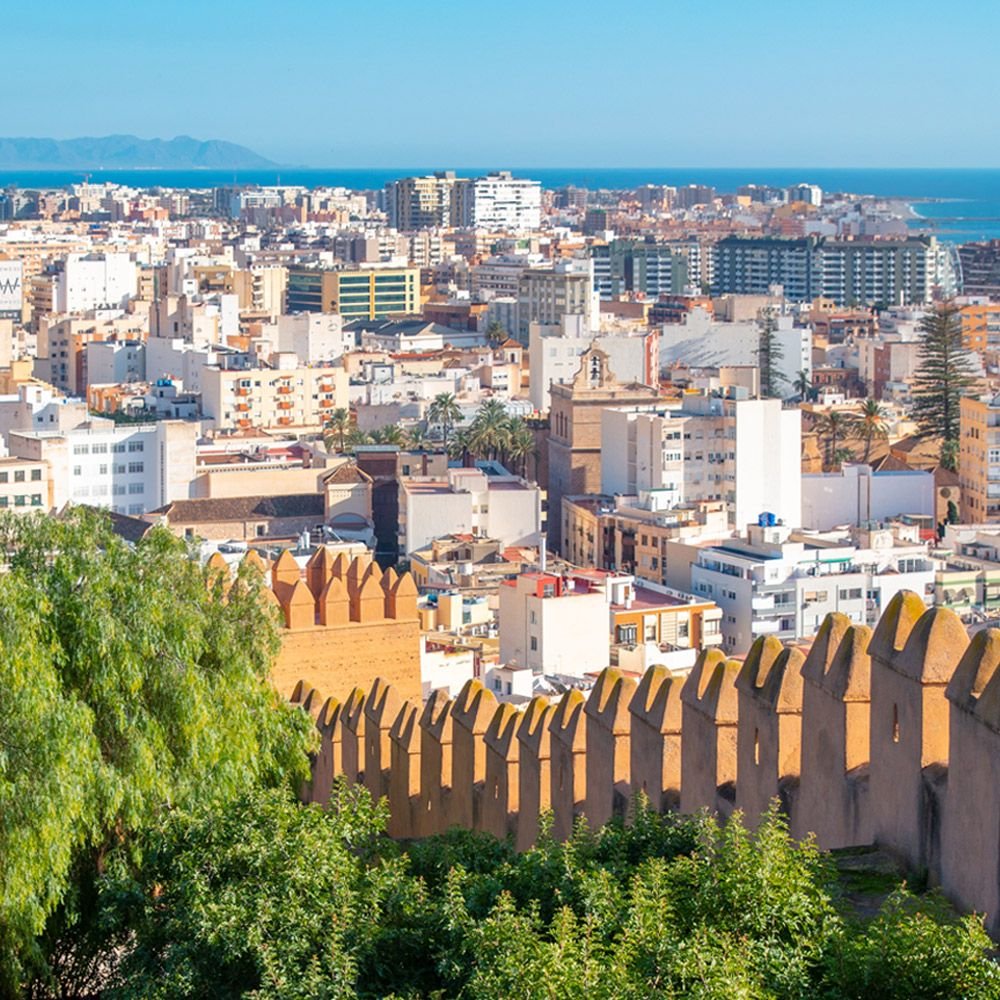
[756,308,785,398]
[911,304,976,471]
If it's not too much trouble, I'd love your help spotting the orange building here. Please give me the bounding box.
[959,301,1000,353]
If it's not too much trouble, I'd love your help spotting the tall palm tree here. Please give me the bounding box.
[853,398,889,463]
[467,400,509,461]
[792,369,815,403]
[816,410,852,470]
[485,320,508,347]
[505,417,536,478]
[323,408,351,453]
[427,392,463,451]
[345,427,372,448]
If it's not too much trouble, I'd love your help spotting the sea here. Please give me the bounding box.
[3,166,1000,242]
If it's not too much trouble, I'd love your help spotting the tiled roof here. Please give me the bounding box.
[150,494,324,524]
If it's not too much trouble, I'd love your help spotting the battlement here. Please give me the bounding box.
[219,547,422,703]
[290,590,1000,934]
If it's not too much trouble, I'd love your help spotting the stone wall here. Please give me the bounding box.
[290,591,1000,935]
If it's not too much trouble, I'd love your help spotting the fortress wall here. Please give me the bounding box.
[291,591,1000,932]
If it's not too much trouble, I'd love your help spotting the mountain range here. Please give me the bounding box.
[0,135,277,170]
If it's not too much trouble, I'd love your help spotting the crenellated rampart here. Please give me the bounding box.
[290,590,1000,933]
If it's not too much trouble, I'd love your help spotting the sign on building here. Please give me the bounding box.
[0,260,23,318]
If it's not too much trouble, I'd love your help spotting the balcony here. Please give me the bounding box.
[319,398,334,408]
[235,402,250,412]
[277,400,293,410]
[277,416,293,426]
[235,387,250,397]
[237,418,251,428]
[319,383,334,393]
[751,595,775,611]
[277,384,293,394]
[751,619,781,635]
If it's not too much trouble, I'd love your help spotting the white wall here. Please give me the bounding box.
[733,400,801,530]
[801,466,934,530]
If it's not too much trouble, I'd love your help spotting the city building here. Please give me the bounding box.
[600,394,802,532]
[398,463,541,557]
[588,239,689,299]
[676,520,935,654]
[458,171,541,231]
[285,264,420,320]
[547,345,660,551]
[959,394,1000,523]
[515,259,598,343]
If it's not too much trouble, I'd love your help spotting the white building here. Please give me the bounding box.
[54,253,137,313]
[528,318,658,413]
[801,464,935,531]
[601,394,802,532]
[263,313,351,364]
[86,340,146,385]
[9,417,197,515]
[398,463,541,557]
[678,521,935,655]
[498,570,618,677]
[658,307,810,392]
[461,172,542,231]
[516,259,599,343]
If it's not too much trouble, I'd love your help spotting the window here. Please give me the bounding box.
[616,624,638,644]
[839,587,863,601]
[92,443,107,454]
[256,524,266,537]
[127,462,144,474]
[99,464,108,475]
[72,444,89,455]
[128,504,143,515]
[0,472,7,484]
[13,470,24,483]
[128,441,144,453]
[14,495,25,507]
[112,443,126,453]
[72,466,82,477]
[529,636,538,651]
[803,590,828,603]
[529,610,537,625]
[30,494,41,506]
[128,483,144,495]
[30,469,41,481]
[0,496,7,507]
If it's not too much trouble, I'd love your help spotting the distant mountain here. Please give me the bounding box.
[0,134,277,170]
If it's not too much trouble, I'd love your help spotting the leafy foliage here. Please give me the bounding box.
[0,509,313,994]
[95,791,999,1000]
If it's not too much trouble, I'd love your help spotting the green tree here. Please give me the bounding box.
[370,424,406,446]
[485,319,508,347]
[756,308,785,399]
[427,392,463,451]
[853,397,890,463]
[792,368,815,403]
[911,304,977,471]
[815,410,852,470]
[467,400,511,461]
[505,417,537,479]
[0,509,312,994]
[323,407,351,453]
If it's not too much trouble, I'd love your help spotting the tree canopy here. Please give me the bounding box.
[0,509,313,994]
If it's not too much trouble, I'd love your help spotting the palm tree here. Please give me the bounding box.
[467,400,510,461]
[485,320,508,347]
[345,427,372,448]
[816,410,852,470]
[323,408,351,452]
[427,392,463,451]
[448,428,473,465]
[370,424,406,446]
[505,417,536,478]
[406,424,432,451]
[853,398,889,463]
[792,369,815,403]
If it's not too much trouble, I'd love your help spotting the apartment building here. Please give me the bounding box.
[285,264,420,320]
[384,173,461,230]
[958,299,1000,353]
[460,172,542,231]
[712,235,954,306]
[600,394,802,533]
[9,418,197,515]
[0,454,50,512]
[676,521,935,655]
[51,252,137,313]
[957,240,1000,299]
[588,239,689,299]
[959,394,1000,522]
[200,356,349,433]
[515,259,598,343]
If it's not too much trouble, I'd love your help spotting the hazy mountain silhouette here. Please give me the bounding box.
[0,135,277,169]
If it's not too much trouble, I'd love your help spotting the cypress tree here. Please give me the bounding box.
[911,304,976,470]
[756,308,785,398]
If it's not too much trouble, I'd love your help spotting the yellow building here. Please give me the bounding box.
[960,394,1000,522]
[285,265,420,320]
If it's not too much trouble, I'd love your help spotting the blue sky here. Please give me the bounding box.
[4,0,997,167]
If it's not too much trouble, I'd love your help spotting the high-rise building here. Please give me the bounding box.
[712,235,953,306]
[515,259,597,343]
[588,239,689,299]
[383,173,460,230]
[958,241,1000,299]
[456,171,542,231]
[285,264,420,320]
